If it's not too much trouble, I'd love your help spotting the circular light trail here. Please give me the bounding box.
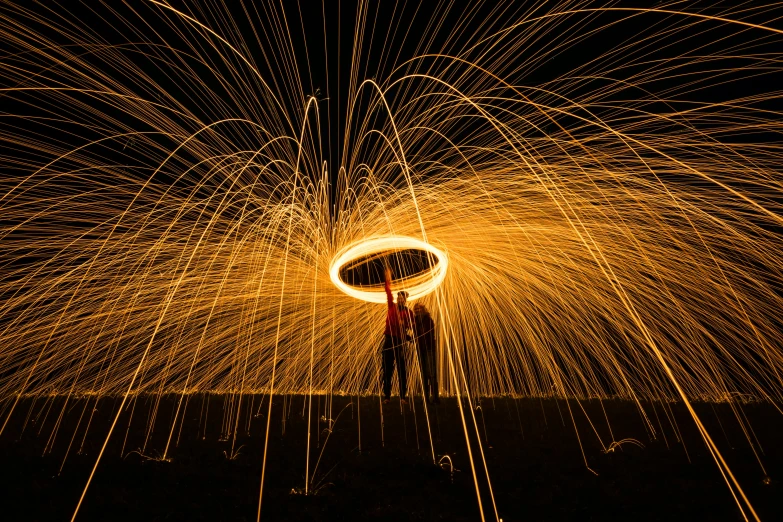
[329,236,448,303]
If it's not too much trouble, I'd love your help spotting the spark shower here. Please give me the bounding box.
[1,1,782,521]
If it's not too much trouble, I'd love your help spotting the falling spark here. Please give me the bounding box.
[1,2,782,521]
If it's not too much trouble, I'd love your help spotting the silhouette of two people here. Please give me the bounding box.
[381,267,439,405]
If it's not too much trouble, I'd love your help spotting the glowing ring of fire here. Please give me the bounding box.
[330,236,448,303]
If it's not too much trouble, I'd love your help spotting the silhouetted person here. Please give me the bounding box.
[381,267,412,404]
[413,302,439,404]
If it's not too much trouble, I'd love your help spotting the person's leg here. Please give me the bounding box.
[417,346,427,399]
[428,348,439,402]
[396,342,407,399]
[382,337,394,400]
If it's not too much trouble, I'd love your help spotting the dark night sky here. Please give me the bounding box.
[2,0,783,302]
[4,1,781,181]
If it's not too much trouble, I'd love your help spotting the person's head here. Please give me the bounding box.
[396,291,409,308]
[413,302,427,315]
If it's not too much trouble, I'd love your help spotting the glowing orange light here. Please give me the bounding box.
[329,236,448,303]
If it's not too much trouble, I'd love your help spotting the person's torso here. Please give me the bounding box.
[414,315,435,345]
[385,305,411,337]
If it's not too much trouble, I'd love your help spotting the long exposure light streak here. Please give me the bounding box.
[329,235,448,302]
[1,1,783,520]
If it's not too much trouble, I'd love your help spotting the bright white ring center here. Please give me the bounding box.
[329,236,448,303]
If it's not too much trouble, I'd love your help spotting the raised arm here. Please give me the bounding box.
[384,267,394,307]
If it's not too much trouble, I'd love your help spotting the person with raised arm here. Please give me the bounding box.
[381,267,412,405]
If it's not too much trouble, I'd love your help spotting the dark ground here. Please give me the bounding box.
[0,394,781,521]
